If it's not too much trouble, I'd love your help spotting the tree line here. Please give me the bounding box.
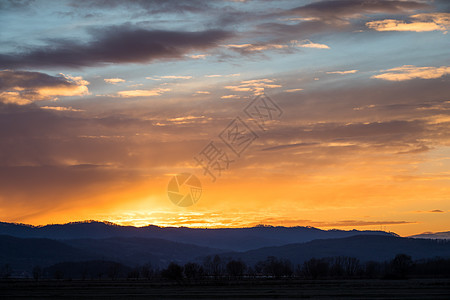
[3,254,450,281]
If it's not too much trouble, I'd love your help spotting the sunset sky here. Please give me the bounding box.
[1,0,450,236]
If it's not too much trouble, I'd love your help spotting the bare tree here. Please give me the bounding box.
[32,265,42,281]
[184,262,203,281]
[226,260,246,278]
[161,262,183,282]
[390,254,413,279]
[1,264,12,279]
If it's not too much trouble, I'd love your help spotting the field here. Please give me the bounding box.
[1,279,449,299]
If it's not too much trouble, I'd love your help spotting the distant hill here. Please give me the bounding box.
[0,221,396,251]
[0,235,95,270]
[63,237,225,266]
[2,232,450,276]
[0,235,226,271]
[409,231,450,239]
[218,235,450,265]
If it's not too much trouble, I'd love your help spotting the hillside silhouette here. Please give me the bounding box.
[1,221,450,278]
[218,235,450,265]
[0,221,396,251]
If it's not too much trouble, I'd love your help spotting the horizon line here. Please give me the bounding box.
[0,219,402,233]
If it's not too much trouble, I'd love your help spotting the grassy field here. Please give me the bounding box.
[1,279,449,299]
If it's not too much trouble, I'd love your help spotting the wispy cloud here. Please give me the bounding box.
[353,104,376,111]
[284,88,304,93]
[193,91,210,95]
[225,40,330,54]
[189,54,208,59]
[104,78,125,84]
[292,39,330,49]
[262,142,318,151]
[225,43,289,52]
[159,75,192,80]
[205,73,240,78]
[146,75,192,80]
[221,94,240,99]
[326,70,358,75]
[40,106,84,112]
[366,13,450,32]
[372,65,450,81]
[225,78,281,95]
[286,0,430,21]
[154,115,212,126]
[116,88,170,98]
[414,209,446,213]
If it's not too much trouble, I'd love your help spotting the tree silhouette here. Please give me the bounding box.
[302,258,329,279]
[161,262,183,282]
[203,255,223,278]
[1,264,12,279]
[140,263,154,279]
[226,260,246,278]
[32,265,42,281]
[255,256,292,278]
[184,262,203,281]
[107,262,121,280]
[390,254,413,279]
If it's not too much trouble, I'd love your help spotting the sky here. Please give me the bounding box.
[1,0,450,236]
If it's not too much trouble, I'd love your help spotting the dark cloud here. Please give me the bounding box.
[68,0,215,14]
[231,77,450,173]
[261,142,319,151]
[263,120,426,147]
[0,99,210,169]
[0,70,89,104]
[256,19,336,39]
[0,26,232,69]
[414,209,446,213]
[286,0,430,19]
[0,70,75,90]
[247,0,431,46]
[0,0,34,10]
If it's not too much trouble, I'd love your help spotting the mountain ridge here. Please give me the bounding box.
[0,220,397,251]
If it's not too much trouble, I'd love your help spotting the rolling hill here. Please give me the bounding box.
[0,221,396,251]
[409,231,450,239]
[218,235,450,265]
[0,235,226,271]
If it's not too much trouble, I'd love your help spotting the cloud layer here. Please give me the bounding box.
[0,0,449,235]
[373,65,450,81]
[0,70,89,105]
[0,26,232,68]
